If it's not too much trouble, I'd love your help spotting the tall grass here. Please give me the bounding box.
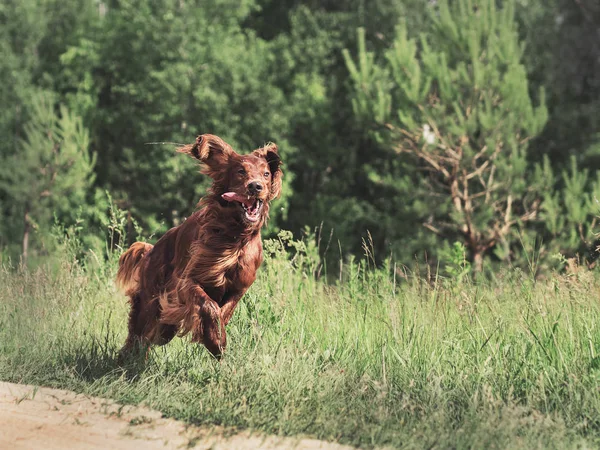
[1,229,600,448]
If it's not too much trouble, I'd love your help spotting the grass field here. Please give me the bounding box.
[2,232,600,449]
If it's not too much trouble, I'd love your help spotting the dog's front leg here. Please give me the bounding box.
[220,289,248,326]
[177,283,226,357]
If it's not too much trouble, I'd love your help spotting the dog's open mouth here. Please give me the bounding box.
[221,192,263,222]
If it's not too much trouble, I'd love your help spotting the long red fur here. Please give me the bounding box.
[116,134,282,357]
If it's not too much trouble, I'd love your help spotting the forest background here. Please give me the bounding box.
[2,0,599,275]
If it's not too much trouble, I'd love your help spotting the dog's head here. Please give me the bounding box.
[179,134,282,227]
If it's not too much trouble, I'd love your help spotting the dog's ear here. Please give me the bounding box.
[254,143,282,200]
[178,134,235,178]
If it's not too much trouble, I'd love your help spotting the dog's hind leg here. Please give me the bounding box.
[154,323,177,346]
[119,292,177,361]
[119,293,149,360]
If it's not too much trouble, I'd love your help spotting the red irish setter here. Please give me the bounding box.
[116,134,282,357]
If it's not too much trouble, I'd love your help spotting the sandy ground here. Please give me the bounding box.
[0,382,354,450]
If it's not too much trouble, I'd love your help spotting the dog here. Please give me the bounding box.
[116,134,282,357]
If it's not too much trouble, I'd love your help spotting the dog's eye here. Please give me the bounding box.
[237,169,246,176]
[264,172,270,178]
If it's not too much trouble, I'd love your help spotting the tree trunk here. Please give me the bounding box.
[472,250,483,275]
[22,204,30,265]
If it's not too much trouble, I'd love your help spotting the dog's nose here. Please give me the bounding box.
[247,181,263,194]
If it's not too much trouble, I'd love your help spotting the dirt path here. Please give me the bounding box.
[0,382,354,449]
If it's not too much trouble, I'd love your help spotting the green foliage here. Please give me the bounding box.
[342,0,600,272]
[0,1,47,160]
[266,2,433,262]
[57,0,292,235]
[0,0,598,275]
[440,241,472,284]
[518,0,600,167]
[530,156,600,269]
[0,92,95,263]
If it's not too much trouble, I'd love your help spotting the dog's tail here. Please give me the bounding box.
[116,242,153,296]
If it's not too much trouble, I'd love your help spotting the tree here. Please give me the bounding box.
[344,0,549,272]
[59,0,292,237]
[262,1,432,261]
[0,0,47,159]
[0,93,95,263]
[517,0,600,168]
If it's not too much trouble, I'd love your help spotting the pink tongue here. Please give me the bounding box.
[222,192,253,207]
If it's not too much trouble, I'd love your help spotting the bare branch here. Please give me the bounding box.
[423,222,442,235]
[465,160,490,181]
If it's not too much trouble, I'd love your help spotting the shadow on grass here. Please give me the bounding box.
[57,336,217,386]
[55,336,151,384]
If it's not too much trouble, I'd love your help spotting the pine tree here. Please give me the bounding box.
[0,93,95,263]
[344,0,549,272]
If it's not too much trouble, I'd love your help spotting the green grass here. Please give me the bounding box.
[1,235,600,449]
